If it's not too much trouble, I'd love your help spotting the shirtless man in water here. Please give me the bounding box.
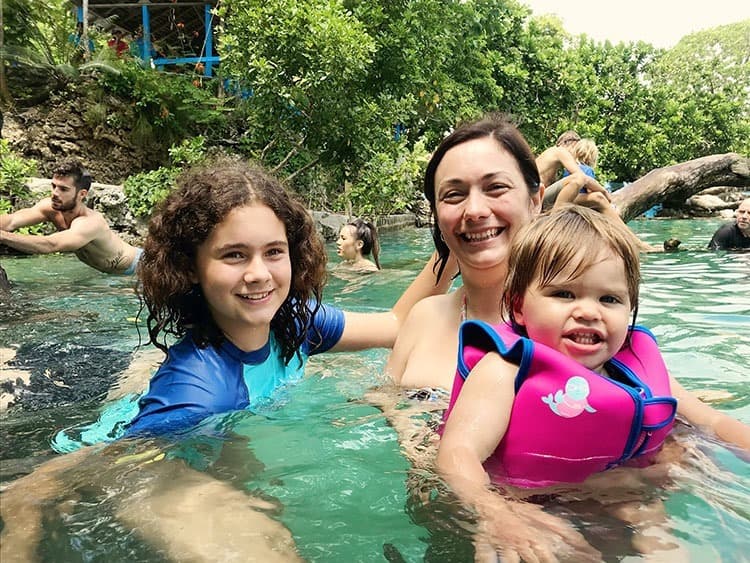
[0,159,142,274]
[536,130,611,209]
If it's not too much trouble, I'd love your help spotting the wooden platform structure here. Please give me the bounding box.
[69,0,220,76]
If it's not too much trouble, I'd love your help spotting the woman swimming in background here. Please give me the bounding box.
[336,218,381,272]
[437,205,750,561]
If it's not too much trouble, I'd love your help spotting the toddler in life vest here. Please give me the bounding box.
[437,205,750,561]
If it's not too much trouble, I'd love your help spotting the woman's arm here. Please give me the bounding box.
[671,374,750,452]
[331,251,456,351]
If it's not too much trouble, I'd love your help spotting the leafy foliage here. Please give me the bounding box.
[345,139,430,217]
[648,20,750,159]
[0,140,45,234]
[123,137,207,217]
[7,1,750,218]
[98,64,231,147]
[0,139,37,202]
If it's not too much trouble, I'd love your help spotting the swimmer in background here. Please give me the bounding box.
[707,197,750,250]
[567,138,599,180]
[335,218,381,272]
[535,130,583,188]
[437,205,750,561]
[0,159,142,275]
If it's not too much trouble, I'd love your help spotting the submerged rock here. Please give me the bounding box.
[1,342,130,411]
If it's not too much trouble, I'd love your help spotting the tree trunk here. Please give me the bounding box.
[0,0,11,106]
[612,153,750,222]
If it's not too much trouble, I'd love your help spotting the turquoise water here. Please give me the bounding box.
[1,218,748,561]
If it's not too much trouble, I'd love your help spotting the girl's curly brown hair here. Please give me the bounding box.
[137,159,328,364]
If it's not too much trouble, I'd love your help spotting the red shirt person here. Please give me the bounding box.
[107,30,129,57]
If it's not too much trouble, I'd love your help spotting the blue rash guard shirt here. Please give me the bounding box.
[562,163,597,180]
[124,303,345,438]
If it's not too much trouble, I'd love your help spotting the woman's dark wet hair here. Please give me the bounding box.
[137,159,328,364]
[348,218,381,269]
[423,114,541,281]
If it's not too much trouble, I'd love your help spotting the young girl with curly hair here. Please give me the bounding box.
[1,159,452,562]
[128,159,443,435]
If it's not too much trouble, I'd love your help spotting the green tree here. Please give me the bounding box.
[649,20,750,158]
[219,0,376,175]
[219,0,539,213]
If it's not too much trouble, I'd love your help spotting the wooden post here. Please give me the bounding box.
[82,0,90,60]
[204,3,213,77]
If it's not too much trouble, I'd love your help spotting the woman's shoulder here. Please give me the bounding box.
[353,258,378,272]
[335,259,378,273]
[410,292,460,320]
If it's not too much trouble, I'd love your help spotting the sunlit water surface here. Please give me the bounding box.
[0,218,748,562]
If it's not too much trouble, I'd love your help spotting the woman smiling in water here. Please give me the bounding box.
[387,114,543,390]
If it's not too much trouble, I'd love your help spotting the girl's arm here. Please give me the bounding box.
[331,251,457,351]
[671,375,750,451]
[437,354,514,487]
[437,354,599,561]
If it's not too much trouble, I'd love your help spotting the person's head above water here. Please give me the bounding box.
[423,114,543,281]
[502,205,642,372]
[336,218,381,270]
[555,130,581,149]
[572,138,598,168]
[138,159,327,360]
[736,198,750,236]
[48,159,92,213]
[52,159,92,192]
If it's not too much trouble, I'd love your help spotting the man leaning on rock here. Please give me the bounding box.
[0,159,142,274]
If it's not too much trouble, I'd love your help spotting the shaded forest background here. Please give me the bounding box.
[1,0,748,219]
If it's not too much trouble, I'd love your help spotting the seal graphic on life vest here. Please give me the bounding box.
[541,376,597,418]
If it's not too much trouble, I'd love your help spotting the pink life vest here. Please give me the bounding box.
[443,321,677,488]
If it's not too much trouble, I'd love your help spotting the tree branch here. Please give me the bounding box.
[284,157,320,183]
[611,153,750,222]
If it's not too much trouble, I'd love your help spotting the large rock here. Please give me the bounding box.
[310,211,350,241]
[4,85,164,184]
[687,193,738,213]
